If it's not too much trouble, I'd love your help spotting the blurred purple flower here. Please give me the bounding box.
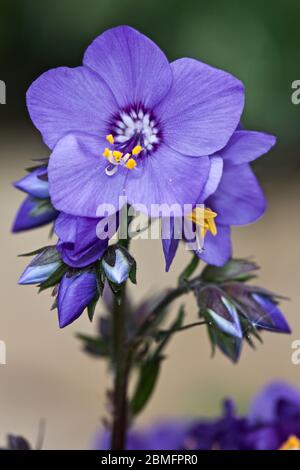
[95,382,300,450]
[0,435,31,450]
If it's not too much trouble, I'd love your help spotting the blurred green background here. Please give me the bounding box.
[1,0,300,449]
[1,0,300,172]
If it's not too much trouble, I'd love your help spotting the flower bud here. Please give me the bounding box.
[198,286,242,338]
[19,246,61,285]
[102,246,136,285]
[223,283,291,334]
[12,196,58,233]
[57,271,98,328]
[14,167,49,199]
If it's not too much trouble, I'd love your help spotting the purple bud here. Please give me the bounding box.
[12,196,57,233]
[19,261,60,285]
[252,294,291,334]
[57,271,97,328]
[223,283,291,334]
[19,246,62,285]
[199,286,242,338]
[14,167,49,199]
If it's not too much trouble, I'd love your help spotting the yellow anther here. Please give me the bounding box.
[125,158,137,170]
[279,436,300,450]
[103,147,111,158]
[112,150,123,162]
[106,134,114,144]
[132,145,143,156]
[187,207,218,238]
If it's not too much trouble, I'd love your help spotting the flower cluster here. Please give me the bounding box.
[13,25,279,334]
[97,382,300,450]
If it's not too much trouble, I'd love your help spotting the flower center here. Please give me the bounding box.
[186,207,218,239]
[102,108,160,176]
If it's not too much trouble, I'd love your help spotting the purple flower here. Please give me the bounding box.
[27,25,244,217]
[12,167,58,232]
[0,435,31,450]
[95,382,300,450]
[57,271,98,327]
[97,421,193,451]
[55,213,111,268]
[163,130,275,270]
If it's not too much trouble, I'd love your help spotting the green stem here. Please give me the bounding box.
[179,255,200,284]
[111,283,129,450]
[158,320,208,336]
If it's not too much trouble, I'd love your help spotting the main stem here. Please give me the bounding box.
[111,283,128,450]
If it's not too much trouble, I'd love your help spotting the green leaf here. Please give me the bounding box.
[87,294,100,322]
[19,246,53,258]
[207,324,242,363]
[129,260,137,284]
[29,246,61,266]
[130,357,161,416]
[76,333,110,358]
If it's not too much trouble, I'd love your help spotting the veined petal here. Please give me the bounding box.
[48,133,127,217]
[196,224,232,266]
[83,26,172,109]
[208,164,266,226]
[27,66,118,149]
[220,131,276,166]
[199,156,223,201]
[155,58,244,156]
[126,144,210,215]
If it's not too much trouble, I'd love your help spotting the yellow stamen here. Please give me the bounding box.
[132,145,143,156]
[106,134,114,144]
[103,147,111,158]
[279,436,300,450]
[125,158,137,170]
[112,150,123,162]
[187,207,218,238]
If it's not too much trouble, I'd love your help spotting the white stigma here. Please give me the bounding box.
[114,110,159,150]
